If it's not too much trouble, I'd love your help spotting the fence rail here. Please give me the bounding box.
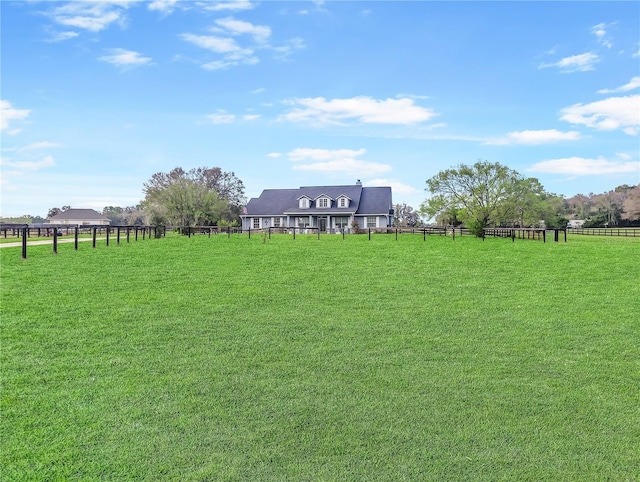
[568,227,640,237]
[1,225,165,259]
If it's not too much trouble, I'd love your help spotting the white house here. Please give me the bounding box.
[47,209,111,226]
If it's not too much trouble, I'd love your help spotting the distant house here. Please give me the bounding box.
[567,219,585,229]
[47,209,111,226]
[241,181,393,233]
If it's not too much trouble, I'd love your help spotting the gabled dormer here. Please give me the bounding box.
[336,194,351,208]
[314,193,333,209]
[298,195,311,209]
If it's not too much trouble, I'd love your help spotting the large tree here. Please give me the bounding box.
[142,167,244,226]
[421,161,552,236]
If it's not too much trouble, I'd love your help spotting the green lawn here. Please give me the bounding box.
[2,233,639,481]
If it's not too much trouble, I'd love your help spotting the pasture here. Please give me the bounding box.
[1,233,639,481]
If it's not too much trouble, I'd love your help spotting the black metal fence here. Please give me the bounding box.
[567,227,640,237]
[1,225,164,259]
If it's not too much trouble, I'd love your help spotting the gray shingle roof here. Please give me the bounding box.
[48,209,111,221]
[245,184,391,216]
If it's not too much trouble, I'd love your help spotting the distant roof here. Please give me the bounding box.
[244,184,392,216]
[48,209,111,221]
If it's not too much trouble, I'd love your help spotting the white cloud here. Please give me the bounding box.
[267,152,281,158]
[215,17,271,43]
[1,155,56,172]
[597,76,640,94]
[281,96,437,126]
[634,45,640,58]
[207,111,235,124]
[46,2,130,32]
[528,156,640,175]
[46,30,79,42]
[181,33,245,53]
[251,87,266,94]
[149,0,181,14]
[98,48,153,69]
[1,100,30,133]
[560,95,640,135]
[485,129,582,146]
[243,114,260,121]
[16,142,63,152]
[591,22,613,48]
[539,52,599,72]
[270,37,306,60]
[200,0,255,11]
[286,148,391,177]
[367,178,421,196]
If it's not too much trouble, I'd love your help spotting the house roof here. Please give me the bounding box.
[244,184,392,216]
[48,209,111,221]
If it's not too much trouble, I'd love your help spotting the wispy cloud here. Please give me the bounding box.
[148,0,182,14]
[539,52,599,72]
[560,95,640,135]
[2,141,64,153]
[98,48,153,69]
[280,96,437,126]
[207,111,235,124]
[286,148,391,176]
[1,155,57,172]
[266,152,281,158]
[181,16,303,70]
[528,156,640,175]
[199,0,255,12]
[367,178,421,197]
[1,100,30,134]
[485,129,582,146]
[45,2,130,32]
[215,17,271,44]
[597,76,640,94]
[46,30,79,42]
[591,22,613,48]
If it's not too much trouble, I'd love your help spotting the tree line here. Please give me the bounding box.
[6,161,637,237]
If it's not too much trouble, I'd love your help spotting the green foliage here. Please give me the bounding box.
[2,235,639,480]
[142,166,245,227]
[422,161,561,236]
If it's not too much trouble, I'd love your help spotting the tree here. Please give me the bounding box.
[421,161,551,237]
[47,206,70,219]
[622,185,640,221]
[393,203,422,227]
[142,167,245,226]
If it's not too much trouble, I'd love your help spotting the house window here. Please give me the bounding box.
[335,216,349,229]
[299,198,309,209]
[318,197,329,208]
[366,216,376,228]
[339,197,348,208]
[296,217,309,227]
[273,217,281,228]
[253,218,260,228]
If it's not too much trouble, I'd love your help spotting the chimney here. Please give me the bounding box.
[356,179,362,186]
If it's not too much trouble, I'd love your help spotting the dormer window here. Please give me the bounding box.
[317,197,329,208]
[338,197,348,208]
[299,197,310,209]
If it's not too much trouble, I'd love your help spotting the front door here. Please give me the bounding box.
[319,217,327,232]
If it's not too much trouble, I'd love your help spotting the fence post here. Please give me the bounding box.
[92,227,97,248]
[543,230,546,243]
[396,228,398,241]
[53,228,58,254]
[293,227,296,240]
[228,226,231,239]
[75,227,79,250]
[512,229,515,243]
[22,227,27,259]
[248,227,251,239]
[317,228,320,240]
[368,228,371,241]
[106,227,110,246]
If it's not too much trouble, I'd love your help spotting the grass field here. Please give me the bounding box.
[2,233,639,481]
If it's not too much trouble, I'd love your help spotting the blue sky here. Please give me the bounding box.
[1,0,639,218]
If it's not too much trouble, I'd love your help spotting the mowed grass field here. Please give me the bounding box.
[2,233,639,481]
